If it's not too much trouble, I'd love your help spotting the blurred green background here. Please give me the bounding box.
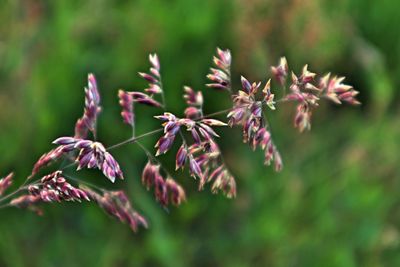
[0,0,399,266]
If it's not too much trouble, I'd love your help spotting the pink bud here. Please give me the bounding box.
[0,172,14,195]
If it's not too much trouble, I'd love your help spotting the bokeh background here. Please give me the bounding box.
[0,0,399,266]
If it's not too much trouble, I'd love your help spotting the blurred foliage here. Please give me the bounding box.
[0,0,399,266]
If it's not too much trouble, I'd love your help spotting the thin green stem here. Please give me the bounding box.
[136,141,174,178]
[63,173,105,192]
[0,177,41,205]
[0,180,28,203]
[199,108,232,119]
[158,72,167,109]
[107,128,164,151]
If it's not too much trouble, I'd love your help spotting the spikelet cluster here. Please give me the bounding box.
[1,48,360,234]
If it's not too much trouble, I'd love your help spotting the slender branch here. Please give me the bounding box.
[158,68,167,109]
[262,108,276,143]
[93,126,98,141]
[107,128,163,151]
[228,66,232,94]
[0,187,24,204]
[178,130,189,153]
[135,141,175,179]
[0,179,29,203]
[199,108,232,119]
[63,173,105,193]
[0,178,41,204]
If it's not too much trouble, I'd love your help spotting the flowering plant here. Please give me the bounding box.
[0,48,359,232]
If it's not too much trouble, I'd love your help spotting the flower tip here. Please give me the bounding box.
[88,73,97,87]
[88,73,96,83]
[149,53,160,69]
